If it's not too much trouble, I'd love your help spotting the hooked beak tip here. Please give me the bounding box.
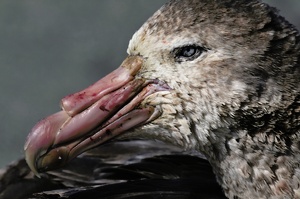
[24,146,41,177]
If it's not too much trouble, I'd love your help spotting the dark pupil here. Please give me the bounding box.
[182,46,196,57]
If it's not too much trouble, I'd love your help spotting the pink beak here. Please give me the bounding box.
[24,56,171,175]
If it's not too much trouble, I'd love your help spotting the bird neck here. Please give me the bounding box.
[208,128,300,199]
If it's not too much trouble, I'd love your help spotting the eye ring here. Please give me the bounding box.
[173,45,206,63]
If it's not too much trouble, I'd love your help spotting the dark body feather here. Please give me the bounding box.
[0,141,226,199]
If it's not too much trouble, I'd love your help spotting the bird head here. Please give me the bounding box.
[24,0,300,180]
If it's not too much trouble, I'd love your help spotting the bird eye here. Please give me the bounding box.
[173,45,206,63]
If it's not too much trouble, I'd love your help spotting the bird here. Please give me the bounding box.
[1,0,300,198]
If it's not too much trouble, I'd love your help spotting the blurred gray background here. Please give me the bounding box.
[0,1,299,168]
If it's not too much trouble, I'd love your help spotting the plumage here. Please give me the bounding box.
[1,0,300,198]
[1,141,226,199]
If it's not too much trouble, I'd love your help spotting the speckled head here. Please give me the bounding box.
[128,0,300,150]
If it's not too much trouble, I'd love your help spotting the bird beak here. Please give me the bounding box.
[24,55,171,175]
